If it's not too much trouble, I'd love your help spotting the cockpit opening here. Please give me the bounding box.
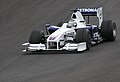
[72,14,77,19]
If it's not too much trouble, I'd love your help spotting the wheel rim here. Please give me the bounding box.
[113,23,117,38]
[113,29,116,37]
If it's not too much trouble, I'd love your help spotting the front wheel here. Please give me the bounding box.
[75,29,91,50]
[29,30,45,44]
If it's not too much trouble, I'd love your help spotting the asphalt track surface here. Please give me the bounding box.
[0,0,120,82]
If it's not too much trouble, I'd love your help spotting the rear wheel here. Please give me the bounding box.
[101,20,117,41]
[29,30,45,44]
[75,29,91,50]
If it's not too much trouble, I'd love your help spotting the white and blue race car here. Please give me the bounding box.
[22,7,117,52]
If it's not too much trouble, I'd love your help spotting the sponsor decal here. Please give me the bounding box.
[80,8,97,12]
[49,34,59,40]
[49,36,57,40]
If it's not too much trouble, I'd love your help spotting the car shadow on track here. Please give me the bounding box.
[23,50,86,55]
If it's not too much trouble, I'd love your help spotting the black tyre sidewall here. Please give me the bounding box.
[75,29,91,50]
[101,20,117,41]
[29,30,45,44]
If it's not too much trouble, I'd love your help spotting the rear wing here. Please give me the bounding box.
[80,7,103,27]
[79,7,102,16]
[80,8,97,16]
[71,7,103,27]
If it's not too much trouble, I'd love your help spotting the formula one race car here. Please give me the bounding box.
[22,7,117,52]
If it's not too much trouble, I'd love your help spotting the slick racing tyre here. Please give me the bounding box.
[29,30,45,44]
[101,20,117,41]
[75,29,91,50]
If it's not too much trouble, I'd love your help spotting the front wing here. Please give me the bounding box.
[22,42,87,52]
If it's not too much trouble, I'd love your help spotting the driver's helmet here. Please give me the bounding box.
[67,20,77,28]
